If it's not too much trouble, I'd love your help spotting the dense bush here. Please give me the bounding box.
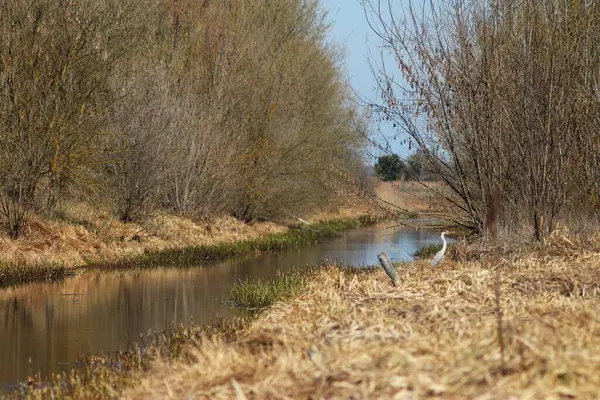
[0,0,367,236]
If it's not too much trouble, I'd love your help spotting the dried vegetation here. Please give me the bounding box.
[372,180,447,214]
[121,233,600,399]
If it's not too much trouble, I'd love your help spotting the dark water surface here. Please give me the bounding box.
[0,226,445,386]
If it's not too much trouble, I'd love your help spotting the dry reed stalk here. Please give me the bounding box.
[485,186,501,240]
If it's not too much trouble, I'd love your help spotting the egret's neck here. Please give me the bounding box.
[441,233,447,251]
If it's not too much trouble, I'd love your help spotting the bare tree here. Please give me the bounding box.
[364,0,600,239]
[101,66,173,222]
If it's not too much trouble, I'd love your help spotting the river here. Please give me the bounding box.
[0,225,446,387]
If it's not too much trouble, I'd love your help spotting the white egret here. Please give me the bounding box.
[431,231,449,266]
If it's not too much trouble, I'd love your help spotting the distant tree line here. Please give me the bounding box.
[365,0,600,239]
[374,150,435,182]
[0,0,367,238]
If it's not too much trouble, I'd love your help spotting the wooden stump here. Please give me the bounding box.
[377,252,399,287]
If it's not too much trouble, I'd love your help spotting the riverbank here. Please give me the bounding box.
[0,177,443,288]
[123,233,600,398]
[0,201,381,288]
[20,231,600,398]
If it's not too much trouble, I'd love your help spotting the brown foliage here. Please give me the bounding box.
[0,0,149,234]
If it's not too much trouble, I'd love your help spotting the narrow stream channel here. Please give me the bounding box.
[0,225,446,387]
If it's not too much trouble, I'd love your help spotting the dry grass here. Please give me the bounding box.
[373,179,447,214]
[123,233,600,399]
[308,200,380,222]
[0,200,377,270]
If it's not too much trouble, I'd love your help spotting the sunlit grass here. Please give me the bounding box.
[92,217,379,270]
[124,234,600,399]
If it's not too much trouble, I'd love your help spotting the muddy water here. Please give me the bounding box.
[0,226,445,386]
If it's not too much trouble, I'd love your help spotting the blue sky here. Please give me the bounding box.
[323,0,374,105]
[323,0,411,158]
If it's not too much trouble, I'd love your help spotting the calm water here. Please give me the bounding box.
[0,226,445,386]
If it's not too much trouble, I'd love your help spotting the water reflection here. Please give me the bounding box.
[0,226,445,385]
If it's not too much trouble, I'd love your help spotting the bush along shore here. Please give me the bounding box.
[229,268,314,310]
[0,262,68,289]
[0,215,379,289]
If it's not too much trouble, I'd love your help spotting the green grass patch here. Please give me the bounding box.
[230,269,310,310]
[413,243,443,259]
[0,262,68,288]
[91,217,378,270]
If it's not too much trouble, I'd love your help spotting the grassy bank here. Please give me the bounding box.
[0,262,68,289]
[412,243,442,259]
[0,176,432,288]
[0,215,378,288]
[88,216,377,270]
[229,269,313,310]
